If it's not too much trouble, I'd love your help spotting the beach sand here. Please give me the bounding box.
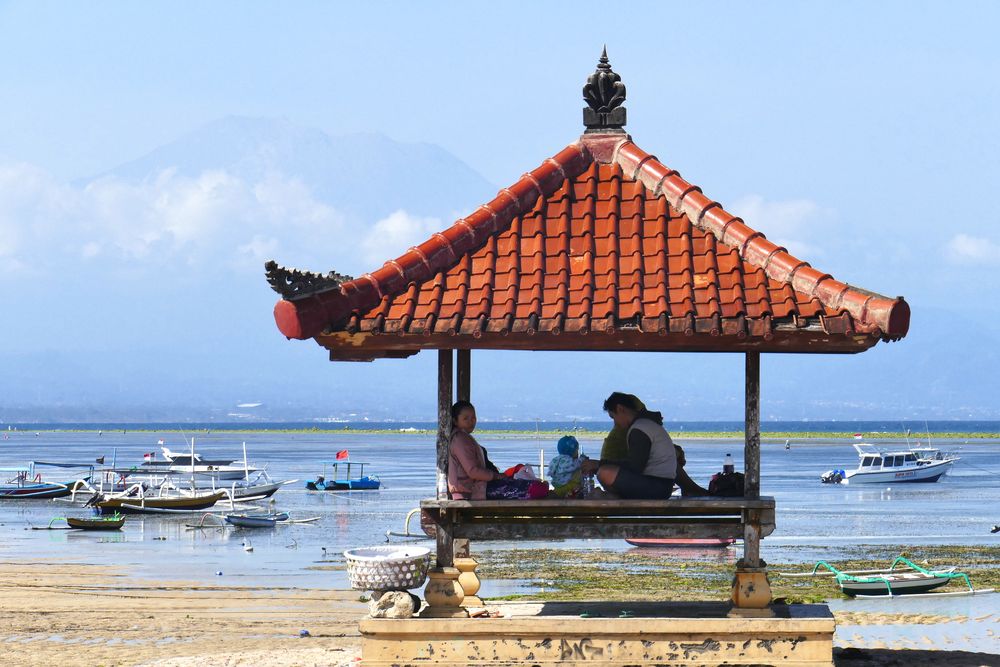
[0,561,363,667]
[2,560,996,666]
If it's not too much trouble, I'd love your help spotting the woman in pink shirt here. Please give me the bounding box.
[448,401,503,500]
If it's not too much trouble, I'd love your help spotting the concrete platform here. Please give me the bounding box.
[360,600,835,666]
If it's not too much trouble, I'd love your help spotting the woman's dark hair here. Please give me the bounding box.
[450,400,475,422]
[603,392,638,413]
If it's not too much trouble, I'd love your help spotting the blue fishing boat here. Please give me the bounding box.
[0,464,82,499]
[305,461,380,491]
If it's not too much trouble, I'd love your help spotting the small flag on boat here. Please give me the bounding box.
[95,456,104,464]
[853,433,863,440]
[335,449,349,460]
[144,451,155,461]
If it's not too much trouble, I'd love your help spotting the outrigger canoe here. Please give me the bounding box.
[778,556,994,598]
[225,512,289,528]
[66,514,125,531]
[94,490,228,514]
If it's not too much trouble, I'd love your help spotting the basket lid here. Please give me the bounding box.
[343,545,431,561]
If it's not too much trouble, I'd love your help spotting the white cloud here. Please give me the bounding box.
[728,194,831,259]
[0,161,351,279]
[945,233,1000,264]
[361,209,444,266]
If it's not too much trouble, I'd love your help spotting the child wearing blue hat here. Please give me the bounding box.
[548,435,584,497]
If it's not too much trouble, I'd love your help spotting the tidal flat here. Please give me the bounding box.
[478,544,1000,604]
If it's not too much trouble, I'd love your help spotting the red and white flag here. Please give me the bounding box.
[335,449,349,460]
[853,433,863,440]
[144,451,155,461]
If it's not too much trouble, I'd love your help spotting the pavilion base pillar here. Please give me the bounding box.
[730,564,772,612]
[454,557,484,607]
[420,567,468,618]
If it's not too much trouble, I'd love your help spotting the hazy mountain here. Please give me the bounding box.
[91,116,495,222]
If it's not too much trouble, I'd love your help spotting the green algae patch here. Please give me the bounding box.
[477,545,1000,603]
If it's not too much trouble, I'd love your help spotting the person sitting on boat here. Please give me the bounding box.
[548,435,584,497]
[448,401,542,500]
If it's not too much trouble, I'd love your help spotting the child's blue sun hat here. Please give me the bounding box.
[557,435,579,457]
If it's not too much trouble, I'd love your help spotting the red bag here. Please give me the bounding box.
[503,464,526,477]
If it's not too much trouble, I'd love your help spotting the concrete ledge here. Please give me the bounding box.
[361,601,834,666]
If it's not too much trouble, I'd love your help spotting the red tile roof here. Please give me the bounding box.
[269,133,908,358]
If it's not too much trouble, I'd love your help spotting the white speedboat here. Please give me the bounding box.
[837,443,958,484]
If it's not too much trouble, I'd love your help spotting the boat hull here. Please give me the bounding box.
[845,460,953,484]
[841,573,953,596]
[625,538,736,548]
[0,481,73,499]
[96,491,227,514]
[225,512,289,528]
[67,516,125,530]
[306,476,380,491]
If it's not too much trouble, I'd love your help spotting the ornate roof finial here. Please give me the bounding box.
[583,46,626,133]
[265,260,354,301]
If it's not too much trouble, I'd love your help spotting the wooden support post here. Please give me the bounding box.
[435,349,455,568]
[454,349,472,560]
[436,349,454,501]
[743,509,762,567]
[732,351,770,612]
[456,349,471,402]
[744,351,761,500]
[425,351,466,617]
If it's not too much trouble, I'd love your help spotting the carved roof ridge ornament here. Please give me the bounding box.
[264,260,354,301]
[583,46,626,133]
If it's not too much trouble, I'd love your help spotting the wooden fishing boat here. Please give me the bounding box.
[225,512,289,528]
[778,556,993,598]
[66,514,125,531]
[838,569,954,596]
[0,464,80,499]
[0,480,72,499]
[93,489,228,514]
[625,537,736,548]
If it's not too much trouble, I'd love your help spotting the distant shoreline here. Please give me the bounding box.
[4,428,999,439]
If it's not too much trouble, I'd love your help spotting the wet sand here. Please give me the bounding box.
[2,560,996,666]
[0,561,363,667]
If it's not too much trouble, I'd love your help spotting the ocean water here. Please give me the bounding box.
[0,430,998,595]
[7,420,1000,432]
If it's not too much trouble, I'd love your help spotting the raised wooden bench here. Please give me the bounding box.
[421,496,775,553]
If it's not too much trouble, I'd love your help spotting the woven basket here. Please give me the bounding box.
[343,545,432,591]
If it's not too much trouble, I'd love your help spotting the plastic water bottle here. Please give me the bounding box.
[723,453,735,475]
[581,475,594,498]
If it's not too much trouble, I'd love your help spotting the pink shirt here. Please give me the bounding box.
[448,429,495,500]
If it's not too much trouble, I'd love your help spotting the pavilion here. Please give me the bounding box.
[265,50,909,666]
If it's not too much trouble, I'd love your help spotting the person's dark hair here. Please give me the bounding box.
[450,400,475,423]
[603,392,638,414]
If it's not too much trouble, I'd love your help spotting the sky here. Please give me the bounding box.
[1,1,999,422]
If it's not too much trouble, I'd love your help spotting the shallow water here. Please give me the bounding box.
[1,431,998,650]
[829,594,1000,654]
